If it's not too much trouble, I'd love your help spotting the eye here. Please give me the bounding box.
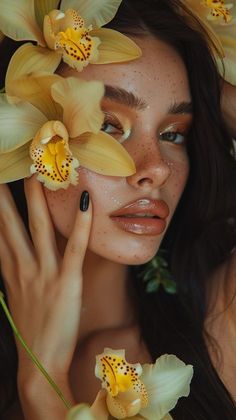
[101,112,131,143]
[159,131,186,145]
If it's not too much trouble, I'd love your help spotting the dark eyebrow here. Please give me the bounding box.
[104,85,193,115]
[168,101,193,115]
[104,85,147,110]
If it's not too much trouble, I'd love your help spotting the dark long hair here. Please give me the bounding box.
[0,0,236,417]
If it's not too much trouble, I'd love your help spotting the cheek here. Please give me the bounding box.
[44,185,82,237]
[43,168,123,239]
[165,157,189,212]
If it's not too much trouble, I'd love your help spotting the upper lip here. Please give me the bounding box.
[110,198,170,219]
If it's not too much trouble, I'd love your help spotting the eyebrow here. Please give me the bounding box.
[104,85,147,110]
[104,85,193,115]
[168,101,193,115]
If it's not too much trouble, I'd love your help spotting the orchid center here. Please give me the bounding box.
[56,27,94,63]
[95,349,148,418]
[30,120,79,190]
[203,0,233,23]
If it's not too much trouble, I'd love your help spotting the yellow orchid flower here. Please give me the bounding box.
[67,348,193,420]
[0,75,135,190]
[0,0,141,77]
[185,0,236,85]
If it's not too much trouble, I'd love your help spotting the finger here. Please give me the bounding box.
[62,191,92,275]
[0,230,16,289]
[24,176,58,267]
[0,184,33,268]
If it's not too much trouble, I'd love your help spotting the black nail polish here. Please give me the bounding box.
[80,191,89,212]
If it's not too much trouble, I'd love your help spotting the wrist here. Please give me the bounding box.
[18,370,75,413]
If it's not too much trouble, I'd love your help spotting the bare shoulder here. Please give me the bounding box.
[80,324,152,364]
[205,248,236,400]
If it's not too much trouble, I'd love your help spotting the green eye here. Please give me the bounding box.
[101,121,124,136]
[160,131,186,144]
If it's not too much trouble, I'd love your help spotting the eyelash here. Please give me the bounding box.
[101,112,128,143]
[159,131,187,145]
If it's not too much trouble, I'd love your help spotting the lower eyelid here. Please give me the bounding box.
[159,131,186,144]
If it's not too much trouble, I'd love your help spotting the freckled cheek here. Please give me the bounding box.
[43,169,123,238]
[166,159,189,210]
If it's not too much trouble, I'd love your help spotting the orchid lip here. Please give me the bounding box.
[110,198,170,220]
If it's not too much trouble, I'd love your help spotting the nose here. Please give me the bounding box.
[126,146,171,191]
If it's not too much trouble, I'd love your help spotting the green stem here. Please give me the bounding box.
[0,291,72,409]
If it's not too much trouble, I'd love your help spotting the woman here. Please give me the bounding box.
[0,0,235,418]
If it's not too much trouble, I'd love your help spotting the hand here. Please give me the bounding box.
[0,177,92,416]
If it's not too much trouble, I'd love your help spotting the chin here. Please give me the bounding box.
[89,244,160,266]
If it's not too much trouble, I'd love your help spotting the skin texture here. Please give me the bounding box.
[0,36,193,419]
[45,36,192,265]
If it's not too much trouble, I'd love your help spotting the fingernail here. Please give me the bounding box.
[80,191,89,212]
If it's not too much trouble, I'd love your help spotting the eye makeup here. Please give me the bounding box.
[159,116,193,146]
[101,110,132,143]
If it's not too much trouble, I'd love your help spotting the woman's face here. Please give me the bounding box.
[44,36,192,265]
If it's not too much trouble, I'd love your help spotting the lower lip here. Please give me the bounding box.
[110,216,167,235]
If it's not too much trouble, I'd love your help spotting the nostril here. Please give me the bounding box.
[138,178,153,186]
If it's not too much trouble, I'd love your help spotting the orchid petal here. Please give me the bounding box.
[217,44,236,84]
[43,10,66,50]
[91,390,110,420]
[51,78,104,137]
[60,0,122,28]
[34,0,60,29]
[6,43,61,94]
[70,131,136,176]
[66,403,96,420]
[161,415,173,420]
[0,0,44,45]
[90,28,142,64]
[140,355,193,420]
[0,95,47,153]
[0,143,31,184]
[185,0,236,85]
[8,73,62,120]
[214,27,236,84]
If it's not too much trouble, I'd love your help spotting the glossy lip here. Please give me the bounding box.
[110,198,170,236]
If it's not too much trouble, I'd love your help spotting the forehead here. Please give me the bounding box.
[59,36,191,106]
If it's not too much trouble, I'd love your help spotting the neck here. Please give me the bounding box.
[57,233,136,342]
[79,250,135,341]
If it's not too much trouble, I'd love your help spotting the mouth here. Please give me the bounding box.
[110,199,169,236]
[116,213,160,218]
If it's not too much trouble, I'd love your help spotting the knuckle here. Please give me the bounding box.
[29,219,45,235]
[69,242,81,255]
